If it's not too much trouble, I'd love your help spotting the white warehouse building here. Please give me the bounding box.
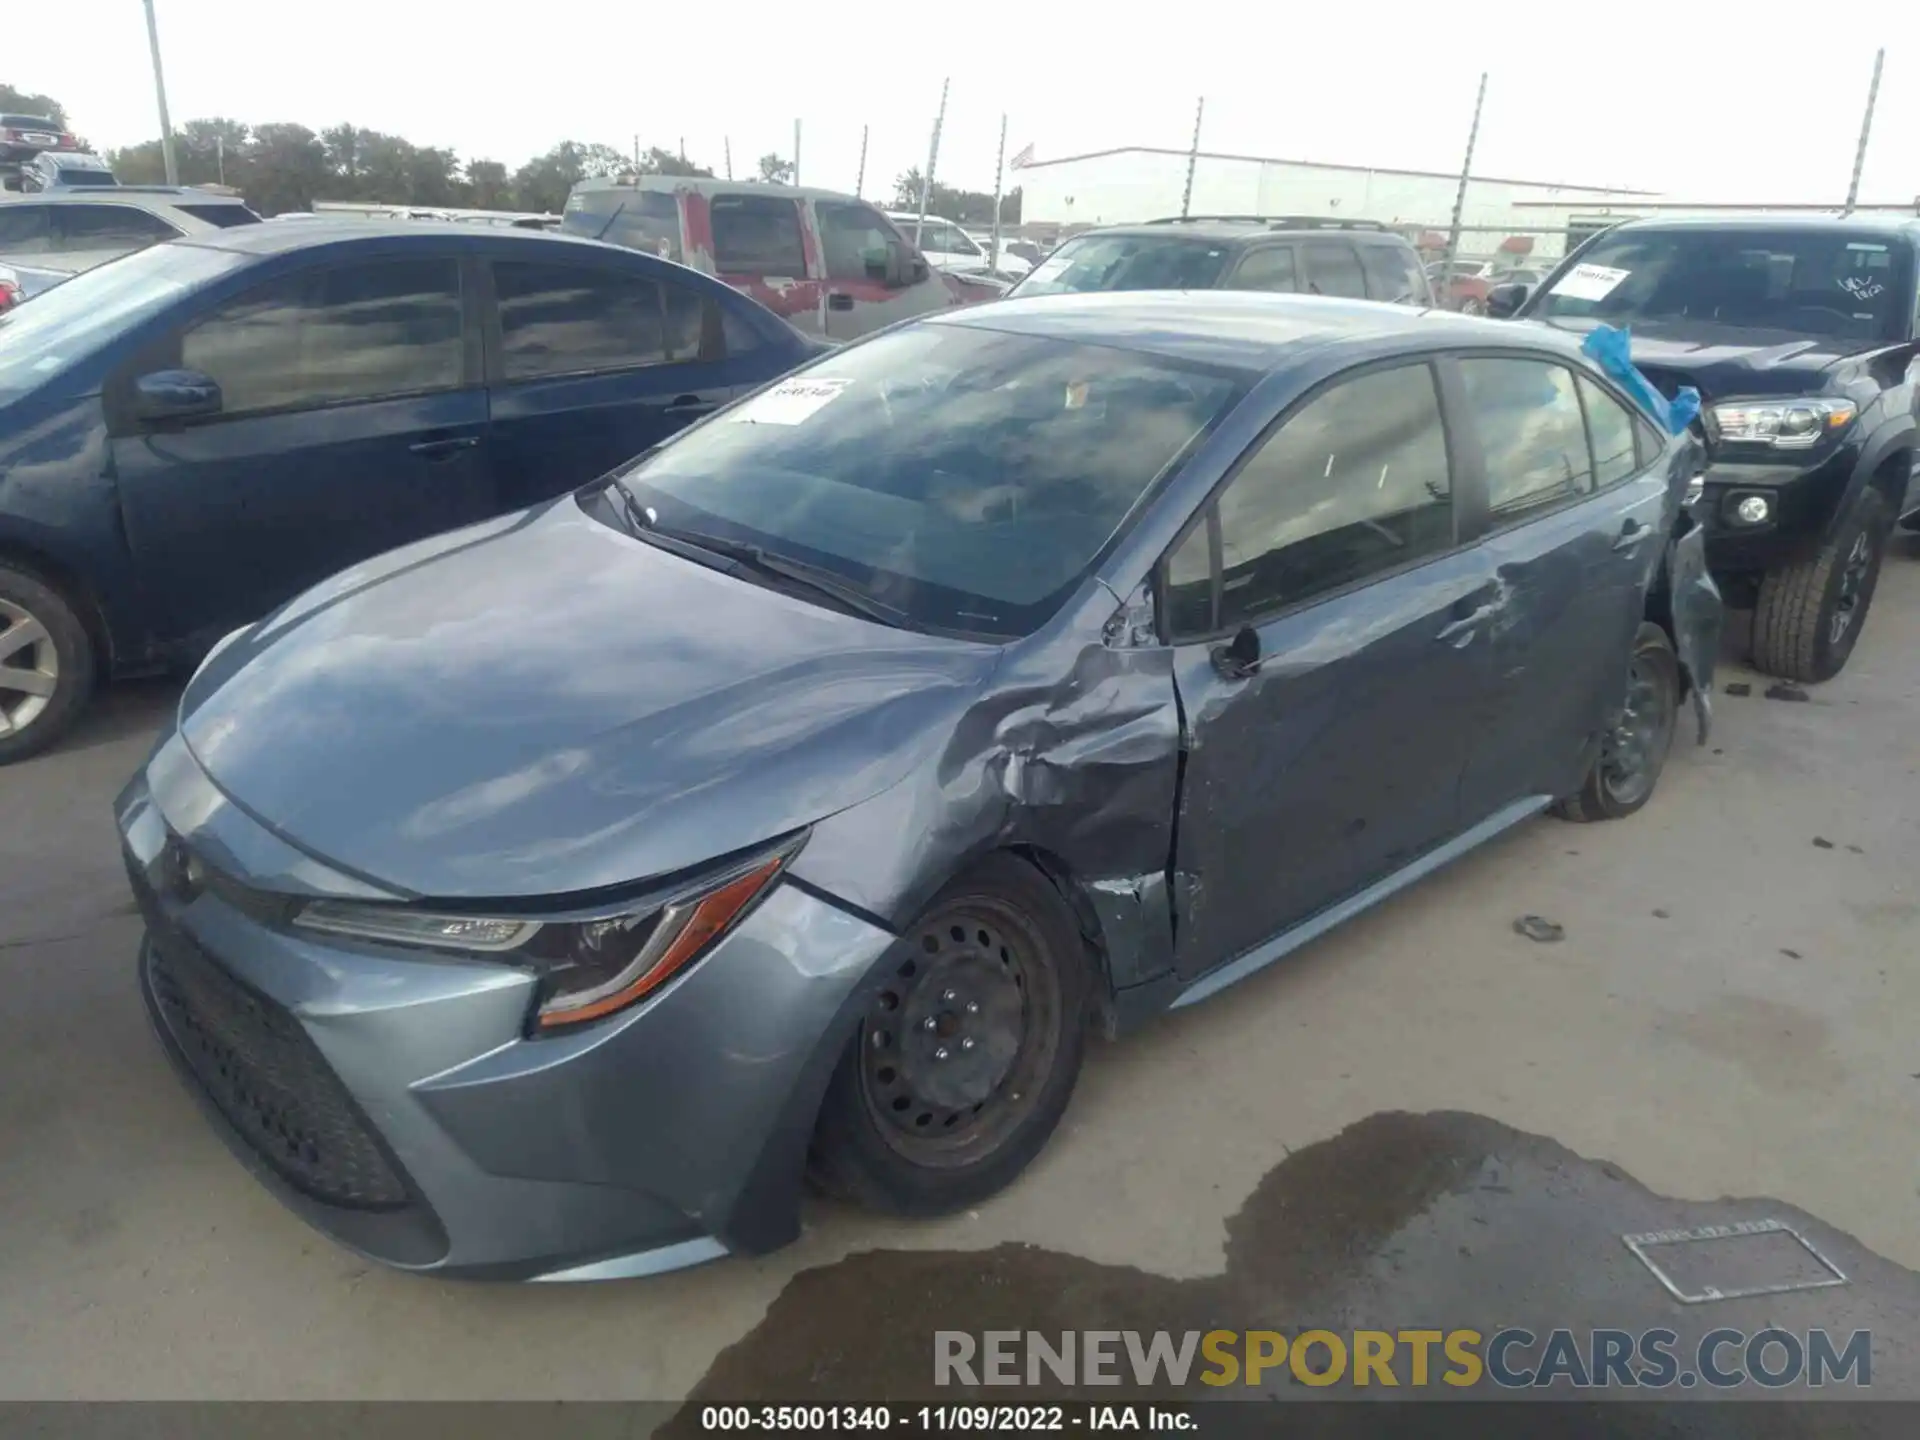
[1013,146,1659,261]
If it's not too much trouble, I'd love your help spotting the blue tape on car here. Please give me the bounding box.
[1580,324,1701,435]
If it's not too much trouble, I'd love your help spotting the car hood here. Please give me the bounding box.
[1541,317,1879,399]
[178,497,1001,900]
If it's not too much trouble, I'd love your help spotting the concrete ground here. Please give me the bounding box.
[2,553,1918,1410]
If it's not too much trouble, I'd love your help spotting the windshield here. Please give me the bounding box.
[0,243,246,401]
[606,322,1245,636]
[1012,234,1232,297]
[1532,228,1915,343]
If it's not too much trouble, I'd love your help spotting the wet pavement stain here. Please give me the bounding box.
[665,1112,1920,1430]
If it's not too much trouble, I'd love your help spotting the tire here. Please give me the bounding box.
[1750,489,1889,683]
[1553,623,1680,824]
[0,563,96,765]
[807,853,1091,1217]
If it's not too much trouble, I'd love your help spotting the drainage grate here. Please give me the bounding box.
[1622,1219,1847,1304]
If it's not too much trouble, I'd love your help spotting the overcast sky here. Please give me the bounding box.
[23,3,1920,209]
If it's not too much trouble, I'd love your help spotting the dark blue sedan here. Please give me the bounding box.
[0,221,817,761]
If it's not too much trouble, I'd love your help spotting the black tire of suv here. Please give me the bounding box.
[1750,489,1889,684]
[1553,624,1680,824]
[0,562,97,766]
[807,853,1091,1218]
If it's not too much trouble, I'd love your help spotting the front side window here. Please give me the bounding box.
[53,204,179,250]
[710,194,806,274]
[1459,357,1593,521]
[1166,363,1454,637]
[1231,246,1297,293]
[611,322,1245,636]
[818,201,897,282]
[1012,234,1232,296]
[181,258,463,416]
[1359,243,1429,305]
[1301,241,1367,299]
[495,261,669,379]
[1578,374,1640,487]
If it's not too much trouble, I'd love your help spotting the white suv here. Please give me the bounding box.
[0,186,260,281]
[885,211,1031,278]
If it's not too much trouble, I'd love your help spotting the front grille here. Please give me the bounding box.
[146,932,413,1211]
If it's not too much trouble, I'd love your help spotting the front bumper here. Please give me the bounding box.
[1697,447,1853,575]
[118,733,895,1280]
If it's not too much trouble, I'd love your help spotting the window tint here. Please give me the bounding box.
[0,205,51,253]
[53,205,178,249]
[1301,241,1367,298]
[1460,358,1593,520]
[1232,246,1297,293]
[1173,364,1453,635]
[1578,374,1640,487]
[662,280,711,361]
[495,261,668,379]
[559,190,682,262]
[181,258,463,416]
[175,203,261,228]
[818,201,896,282]
[710,194,805,274]
[1359,243,1428,305]
[720,304,764,357]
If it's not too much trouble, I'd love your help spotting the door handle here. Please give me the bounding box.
[1435,602,1501,647]
[409,435,480,459]
[827,292,855,311]
[1612,519,1654,552]
[664,394,718,415]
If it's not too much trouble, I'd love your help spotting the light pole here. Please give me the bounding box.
[142,0,179,185]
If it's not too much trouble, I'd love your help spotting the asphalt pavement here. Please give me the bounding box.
[2,554,1918,1411]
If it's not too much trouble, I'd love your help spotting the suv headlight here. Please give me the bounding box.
[1710,397,1857,449]
[291,839,800,1031]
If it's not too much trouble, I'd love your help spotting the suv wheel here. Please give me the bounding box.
[0,564,96,765]
[1750,489,1889,683]
[1553,623,1680,823]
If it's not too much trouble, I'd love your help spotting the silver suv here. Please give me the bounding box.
[0,186,260,282]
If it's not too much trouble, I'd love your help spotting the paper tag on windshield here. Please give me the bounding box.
[731,377,852,425]
[1549,263,1631,301]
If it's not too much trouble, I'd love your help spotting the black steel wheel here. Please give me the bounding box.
[1553,623,1680,824]
[809,854,1090,1215]
[1751,489,1889,683]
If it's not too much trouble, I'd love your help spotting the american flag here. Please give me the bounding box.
[1010,142,1036,169]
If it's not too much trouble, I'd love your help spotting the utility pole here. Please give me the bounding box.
[216,133,225,186]
[793,120,802,186]
[989,114,1008,273]
[1445,73,1488,267]
[1843,48,1885,216]
[142,0,179,186]
[1180,96,1204,219]
[914,77,950,250]
[679,135,685,163]
[724,136,733,181]
[855,124,869,199]
[633,134,640,172]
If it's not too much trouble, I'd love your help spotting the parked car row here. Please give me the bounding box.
[0,186,261,293]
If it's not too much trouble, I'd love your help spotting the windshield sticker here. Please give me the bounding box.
[1549,263,1632,301]
[1840,275,1885,300]
[731,376,852,425]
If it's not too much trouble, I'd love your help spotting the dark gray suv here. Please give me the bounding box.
[1007,215,1435,306]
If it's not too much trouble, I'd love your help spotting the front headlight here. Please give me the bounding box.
[291,840,799,1031]
[1710,397,1857,449]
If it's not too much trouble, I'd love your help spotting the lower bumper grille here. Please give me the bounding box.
[146,933,412,1211]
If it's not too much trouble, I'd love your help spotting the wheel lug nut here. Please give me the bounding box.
[943,989,956,1002]
[962,1037,975,1051]
[966,1001,979,1014]
[922,1017,936,1031]
[870,1030,889,1049]
[935,1046,949,1060]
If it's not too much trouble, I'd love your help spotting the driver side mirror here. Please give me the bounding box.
[133,368,223,423]
[1486,281,1531,319]
[871,242,930,289]
[1211,625,1262,680]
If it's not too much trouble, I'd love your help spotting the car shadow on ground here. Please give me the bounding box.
[57,675,183,758]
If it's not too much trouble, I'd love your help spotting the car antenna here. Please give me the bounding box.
[593,202,627,241]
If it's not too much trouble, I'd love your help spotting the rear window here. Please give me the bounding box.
[710,194,806,274]
[1012,233,1231,296]
[54,170,118,188]
[175,203,260,228]
[560,189,682,263]
[2,116,61,130]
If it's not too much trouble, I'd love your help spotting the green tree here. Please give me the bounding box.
[0,83,66,128]
[246,123,329,215]
[176,117,250,188]
[756,153,795,184]
[511,140,626,214]
[465,159,511,209]
[640,145,712,178]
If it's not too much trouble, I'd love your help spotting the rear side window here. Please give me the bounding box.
[1460,358,1594,521]
[53,205,179,249]
[1578,375,1641,487]
[0,205,51,253]
[720,304,764,357]
[181,258,464,416]
[1359,243,1429,305]
[494,261,670,379]
[1301,241,1367,299]
[711,195,805,274]
[175,204,261,228]
[1231,246,1297,293]
[817,200,897,283]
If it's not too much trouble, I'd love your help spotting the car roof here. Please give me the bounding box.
[171,216,689,261]
[0,186,243,206]
[1061,218,1414,247]
[571,175,866,206]
[1603,212,1920,240]
[933,289,1580,373]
